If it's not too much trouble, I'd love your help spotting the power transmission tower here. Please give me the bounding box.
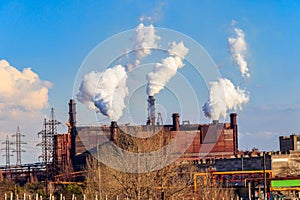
[12,126,26,166]
[37,118,49,163]
[1,136,13,168]
[37,108,61,164]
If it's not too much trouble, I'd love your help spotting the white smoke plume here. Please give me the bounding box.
[202,78,249,120]
[0,59,51,113]
[135,23,160,58]
[146,42,189,96]
[126,23,160,70]
[228,26,249,78]
[77,65,128,121]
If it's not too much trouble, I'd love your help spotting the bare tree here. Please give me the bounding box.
[84,127,236,199]
[84,127,199,199]
[194,173,235,200]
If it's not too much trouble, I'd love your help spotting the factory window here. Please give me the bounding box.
[297,142,300,150]
[297,137,300,150]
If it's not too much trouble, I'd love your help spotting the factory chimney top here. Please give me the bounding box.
[68,99,77,128]
[147,96,156,126]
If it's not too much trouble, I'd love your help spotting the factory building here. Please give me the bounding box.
[65,98,239,171]
[52,99,300,179]
[2,98,300,199]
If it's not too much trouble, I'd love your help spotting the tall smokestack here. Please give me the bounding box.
[230,113,238,153]
[110,121,118,141]
[172,113,180,131]
[68,99,77,161]
[147,96,155,125]
[69,99,76,128]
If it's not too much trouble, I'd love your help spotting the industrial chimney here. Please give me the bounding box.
[230,113,238,153]
[69,99,76,128]
[68,99,77,161]
[146,96,155,126]
[172,113,180,131]
[110,121,118,141]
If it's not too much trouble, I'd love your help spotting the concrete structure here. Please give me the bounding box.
[194,150,300,178]
[279,134,300,152]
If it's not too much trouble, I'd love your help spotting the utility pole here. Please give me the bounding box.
[12,126,26,166]
[1,136,13,168]
[263,152,267,200]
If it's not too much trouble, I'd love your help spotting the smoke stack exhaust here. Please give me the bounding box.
[69,99,77,128]
[146,96,155,125]
[230,113,238,153]
[172,113,180,131]
[230,113,237,128]
[68,99,77,162]
[110,121,118,141]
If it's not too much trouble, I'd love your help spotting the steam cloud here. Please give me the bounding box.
[228,26,249,78]
[146,42,189,96]
[0,59,51,113]
[203,22,251,120]
[78,23,160,121]
[202,78,249,120]
[128,23,160,69]
[77,65,128,121]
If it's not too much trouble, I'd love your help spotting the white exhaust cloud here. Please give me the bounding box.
[202,78,249,120]
[127,23,160,70]
[228,26,249,78]
[78,23,160,120]
[135,23,160,59]
[146,41,189,96]
[0,59,51,113]
[77,65,128,121]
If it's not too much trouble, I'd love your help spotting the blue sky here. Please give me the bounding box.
[1,0,300,163]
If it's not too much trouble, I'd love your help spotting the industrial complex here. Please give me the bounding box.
[1,97,300,199]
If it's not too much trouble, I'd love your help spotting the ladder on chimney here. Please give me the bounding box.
[156,113,163,125]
